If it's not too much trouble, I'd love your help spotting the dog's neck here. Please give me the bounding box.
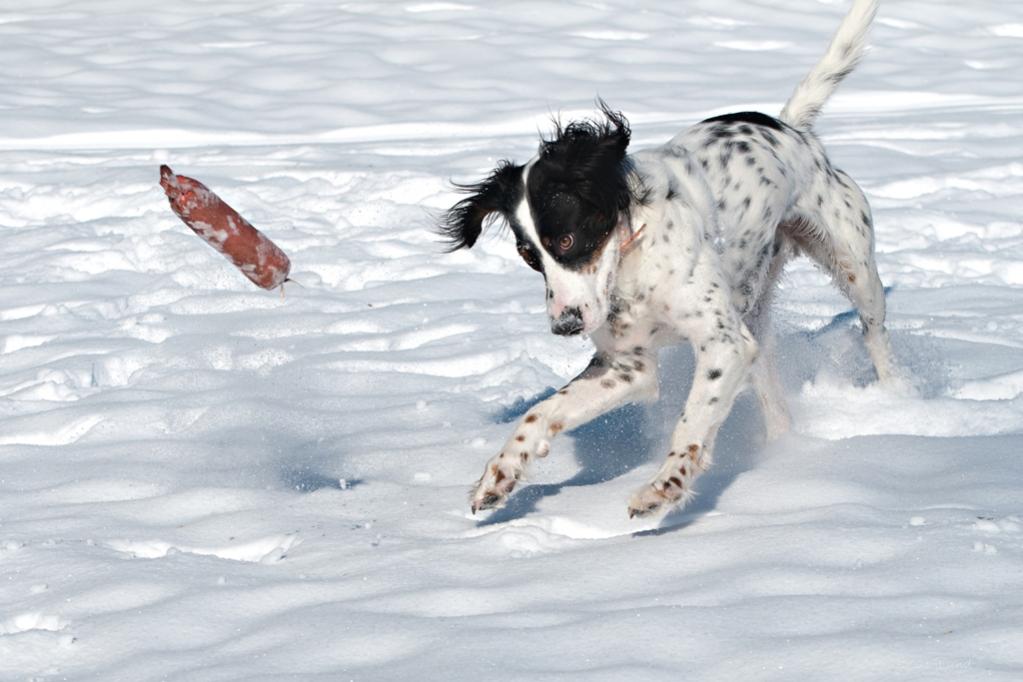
[618,162,650,256]
[618,218,645,255]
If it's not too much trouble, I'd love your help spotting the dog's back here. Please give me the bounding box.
[663,0,885,322]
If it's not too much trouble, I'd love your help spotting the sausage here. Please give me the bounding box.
[159,165,291,291]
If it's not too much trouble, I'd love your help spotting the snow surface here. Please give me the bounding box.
[2,0,1022,679]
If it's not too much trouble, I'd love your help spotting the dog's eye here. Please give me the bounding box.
[557,234,575,253]
[517,243,542,272]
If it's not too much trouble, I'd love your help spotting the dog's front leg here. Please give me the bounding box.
[471,348,658,514]
[628,311,757,519]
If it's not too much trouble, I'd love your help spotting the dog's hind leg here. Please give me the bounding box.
[721,220,792,439]
[844,257,895,383]
[787,170,896,382]
[745,242,792,439]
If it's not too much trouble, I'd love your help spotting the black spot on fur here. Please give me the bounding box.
[636,186,654,206]
[701,111,784,131]
[830,66,854,84]
[710,125,735,140]
[707,369,723,380]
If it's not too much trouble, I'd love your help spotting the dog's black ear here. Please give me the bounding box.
[439,161,523,251]
[589,100,633,215]
[595,98,631,166]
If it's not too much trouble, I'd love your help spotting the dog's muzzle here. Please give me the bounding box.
[551,307,584,336]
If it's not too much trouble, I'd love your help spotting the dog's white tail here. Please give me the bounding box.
[779,0,879,130]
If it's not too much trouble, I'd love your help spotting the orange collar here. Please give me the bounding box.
[619,222,646,254]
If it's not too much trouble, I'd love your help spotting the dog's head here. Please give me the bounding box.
[441,103,634,336]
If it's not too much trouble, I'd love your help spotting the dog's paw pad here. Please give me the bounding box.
[469,462,521,515]
[627,486,671,519]
[627,501,663,519]
[627,476,691,519]
[471,492,505,515]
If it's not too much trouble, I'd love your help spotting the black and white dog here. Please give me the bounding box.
[442,0,894,518]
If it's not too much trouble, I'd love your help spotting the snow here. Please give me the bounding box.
[1,0,1022,679]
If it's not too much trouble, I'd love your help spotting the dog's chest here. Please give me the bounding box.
[604,264,682,351]
[604,294,662,351]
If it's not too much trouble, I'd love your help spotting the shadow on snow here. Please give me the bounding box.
[477,289,916,534]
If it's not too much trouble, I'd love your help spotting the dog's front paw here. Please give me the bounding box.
[628,444,706,518]
[469,456,523,514]
[627,485,673,519]
[627,476,690,519]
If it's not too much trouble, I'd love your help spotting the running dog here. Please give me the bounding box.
[441,0,894,518]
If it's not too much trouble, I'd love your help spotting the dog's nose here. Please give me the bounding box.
[551,307,584,336]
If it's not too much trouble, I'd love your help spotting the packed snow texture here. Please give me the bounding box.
[2,1,1022,680]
